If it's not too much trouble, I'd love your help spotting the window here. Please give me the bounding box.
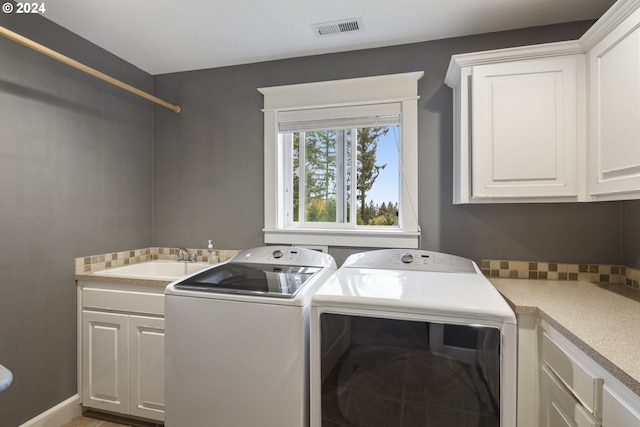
[281,103,401,228]
[259,72,423,248]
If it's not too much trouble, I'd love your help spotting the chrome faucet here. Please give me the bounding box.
[178,247,197,262]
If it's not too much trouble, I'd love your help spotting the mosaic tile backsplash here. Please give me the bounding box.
[75,249,640,291]
[75,247,241,274]
[481,260,640,289]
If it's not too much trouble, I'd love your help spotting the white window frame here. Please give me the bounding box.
[258,71,423,248]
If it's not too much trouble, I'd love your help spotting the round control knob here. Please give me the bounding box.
[400,253,414,264]
[272,250,284,259]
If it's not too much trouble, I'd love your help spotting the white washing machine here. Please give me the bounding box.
[165,246,337,427]
[310,249,517,427]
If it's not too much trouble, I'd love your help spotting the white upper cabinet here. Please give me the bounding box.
[445,42,586,203]
[472,56,581,200]
[446,0,640,203]
[582,0,640,200]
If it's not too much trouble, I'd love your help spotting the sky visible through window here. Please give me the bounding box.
[367,126,399,207]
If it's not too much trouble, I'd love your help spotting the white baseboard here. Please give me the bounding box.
[19,394,82,427]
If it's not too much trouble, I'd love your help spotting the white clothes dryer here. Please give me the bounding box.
[165,246,337,427]
[310,249,516,427]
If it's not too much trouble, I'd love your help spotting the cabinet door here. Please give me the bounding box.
[471,56,580,199]
[541,366,600,427]
[129,315,165,421]
[589,14,640,199]
[82,310,129,413]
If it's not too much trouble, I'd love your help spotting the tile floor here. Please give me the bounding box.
[321,345,499,427]
[61,410,163,427]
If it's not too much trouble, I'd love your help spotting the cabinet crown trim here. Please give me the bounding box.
[580,0,640,51]
[445,40,583,88]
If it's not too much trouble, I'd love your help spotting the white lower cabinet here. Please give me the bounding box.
[602,385,640,427]
[540,330,601,427]
[128,315,165,420]
[79,283,165,422]
[541,332,603,417]
[82,311,129,414]
[538,322,640,427]
[541,365,600,427]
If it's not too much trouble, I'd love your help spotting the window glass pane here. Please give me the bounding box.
[305,130,338,222]
[284,125,398,227]
[293,133,300,221]
[291,130,352,224]
[345,131,353,224]
[356,126,399,226]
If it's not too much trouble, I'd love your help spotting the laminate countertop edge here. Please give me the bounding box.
[75,273,172,288]
[490,278,640,395]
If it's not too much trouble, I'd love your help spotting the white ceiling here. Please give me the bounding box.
[42,0,616,75]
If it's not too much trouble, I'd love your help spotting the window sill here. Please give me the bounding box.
[263,228,420,249]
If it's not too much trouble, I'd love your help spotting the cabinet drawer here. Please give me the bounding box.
[542,332,603,415]
[602,385,640,427]
[542,366,600,427]
[83,287,164,315]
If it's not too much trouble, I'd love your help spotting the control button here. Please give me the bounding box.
[272,250,284,259]
[400,253,414,264]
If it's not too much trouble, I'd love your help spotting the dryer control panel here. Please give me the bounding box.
[342,249,476,273]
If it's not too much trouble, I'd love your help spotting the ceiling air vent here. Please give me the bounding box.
[312,17,364,37]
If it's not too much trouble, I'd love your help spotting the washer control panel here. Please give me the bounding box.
[400,253,414,264]
[342,249,476,273]
[231,246,336,268]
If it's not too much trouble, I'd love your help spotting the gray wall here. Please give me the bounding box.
[0,12,153,426]
[622,200,640,268]
[153,20,621,266]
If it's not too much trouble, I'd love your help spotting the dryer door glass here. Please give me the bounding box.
[319,314,501,426]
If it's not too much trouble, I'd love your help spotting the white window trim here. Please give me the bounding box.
[258,71,424,248]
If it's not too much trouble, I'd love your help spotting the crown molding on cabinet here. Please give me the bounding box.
[445,0,640,88]
[580,0,640,51]
[444,40,583,88]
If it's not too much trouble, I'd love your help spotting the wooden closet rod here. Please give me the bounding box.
[0,25,181,113]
